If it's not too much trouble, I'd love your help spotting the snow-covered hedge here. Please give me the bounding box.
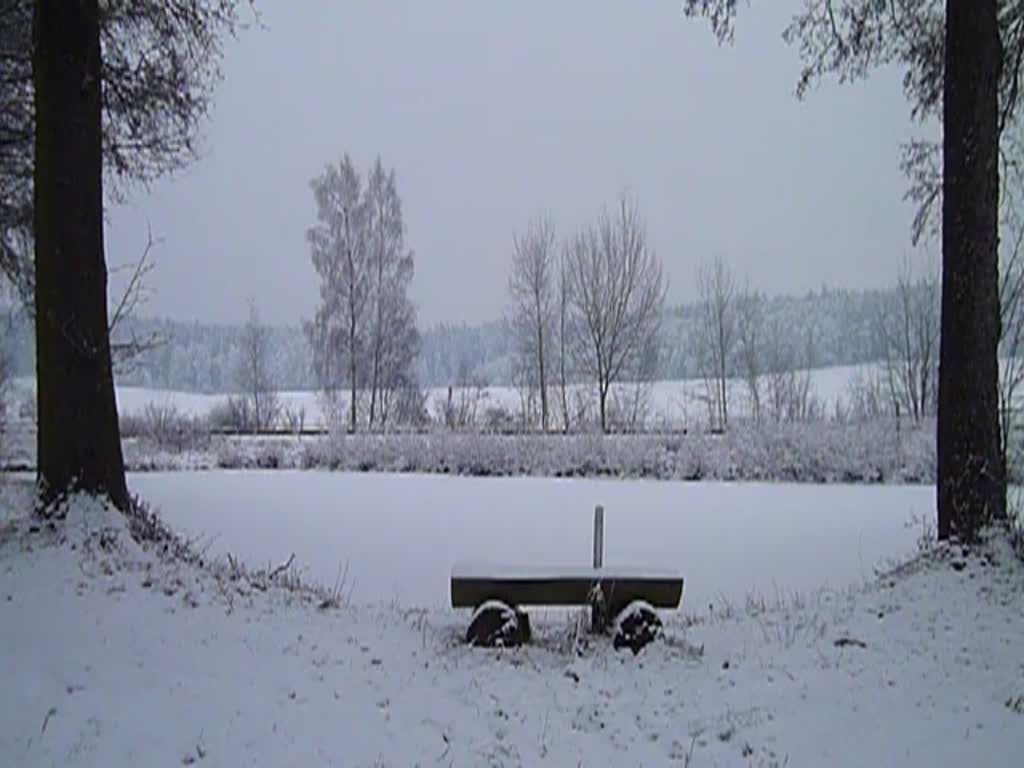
[117,420,947,485]
[295,421,936,484]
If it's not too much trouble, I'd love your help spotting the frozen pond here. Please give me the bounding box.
[129,471,933,610]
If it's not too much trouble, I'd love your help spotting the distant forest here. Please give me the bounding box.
[2,285,893,393]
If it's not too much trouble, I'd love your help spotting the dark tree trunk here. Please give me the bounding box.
[938,0,1005,540]
[537,321,548,432]
[33,0,129,511]
[599,381,608,433]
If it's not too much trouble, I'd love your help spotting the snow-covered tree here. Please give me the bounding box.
[305,156,370,432]
[306,155,419,431]
[365,158,419,429]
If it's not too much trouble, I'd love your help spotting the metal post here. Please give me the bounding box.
[591,505,607,632]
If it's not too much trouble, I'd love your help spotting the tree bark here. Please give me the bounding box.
[536,317,548,432]
[938,0,1005,540]
[599,380,608,433]
[33,0,129,511]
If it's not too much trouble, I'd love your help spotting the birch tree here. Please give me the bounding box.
[365,158,418,429]
[565,197,666,433]
[305,156,369,433]
[508,217,556,431]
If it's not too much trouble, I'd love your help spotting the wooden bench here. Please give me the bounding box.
[450,507,684,652]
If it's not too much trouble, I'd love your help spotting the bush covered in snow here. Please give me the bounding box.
[120,403,210,453]
[123,419,945,485]
[301,421,937,483]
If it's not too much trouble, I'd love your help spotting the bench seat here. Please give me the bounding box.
[450,562,684,611]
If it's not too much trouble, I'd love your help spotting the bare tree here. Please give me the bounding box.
[364,157,419,429]
[508,216,557,431]
[0,329,10,447]
[439,360,489,431]
[876,259,941,422]
[999,130,1024,464]
[762,318,794,424]
[761,317,821,424]
[608,332,659,432]
[565,197,666,433]
[555,248,573,432]
[684,0,1010,548]
[735,283,763,425]
[305,156,370,433]
[108,228,164,374]
[696,257,737,430]
[235,300,279,433]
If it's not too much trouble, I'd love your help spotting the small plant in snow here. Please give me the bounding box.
[1007,485,1024,563]
[905,511,937,554]
[317,561,353,611]
[1009,516,1024,563]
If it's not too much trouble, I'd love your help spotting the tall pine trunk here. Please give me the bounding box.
[33,0,129,512]
[938,0,1005,540]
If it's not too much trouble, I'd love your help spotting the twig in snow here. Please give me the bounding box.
[683,733,698,767]
[40,706,56,735]
[268,553,295,580]
[436,730,451,762]
[833,637,867,649]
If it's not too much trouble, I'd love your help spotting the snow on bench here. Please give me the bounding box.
[451,506,685,651]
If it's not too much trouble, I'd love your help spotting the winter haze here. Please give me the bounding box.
[104,0,932,327]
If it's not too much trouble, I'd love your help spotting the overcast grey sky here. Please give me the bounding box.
[105,0,935,327]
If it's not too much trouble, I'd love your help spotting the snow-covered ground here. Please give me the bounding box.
[4,364,875,430]
[1,479,1022,766]
[128,471,932,609]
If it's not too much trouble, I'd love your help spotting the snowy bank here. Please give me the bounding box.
[1,487,1022,766]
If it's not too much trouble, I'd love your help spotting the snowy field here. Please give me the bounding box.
[6,364,873,429]
[127,471,931,611]
[127,363,858,428]
[1,480,1022,766]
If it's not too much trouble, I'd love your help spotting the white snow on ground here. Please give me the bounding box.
[128,471,932,609]
[1,482,1022,766]
[3,364,882,430]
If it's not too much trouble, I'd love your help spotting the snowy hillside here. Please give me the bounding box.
[1,482,1022,766]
